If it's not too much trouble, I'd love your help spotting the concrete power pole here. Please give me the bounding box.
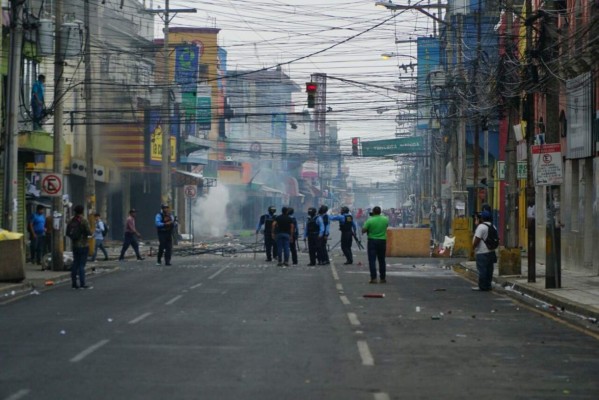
[84,0,95,215]
[52,0,65,271]
[505,0,518,249]
[161,0,172,207]
[3,0,25,231]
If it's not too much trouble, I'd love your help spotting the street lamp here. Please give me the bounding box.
[381,52,417,60]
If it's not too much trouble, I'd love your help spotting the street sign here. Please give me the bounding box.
[531,143,563,186]
[184,185,197,199]
[497,161,527,180]
[361,136,424,157]
[41,173,63,197]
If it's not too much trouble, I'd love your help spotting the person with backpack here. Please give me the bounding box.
[67,205,92,289]
[472,209,498,291]
[90,213,109,262]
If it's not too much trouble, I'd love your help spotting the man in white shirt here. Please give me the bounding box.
[472,210,496,291]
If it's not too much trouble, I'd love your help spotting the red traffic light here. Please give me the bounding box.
[306,82,317,93]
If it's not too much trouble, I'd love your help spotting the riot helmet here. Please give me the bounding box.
[268,206,276,215]
[288,207,294,216]
[318,205,328,214]
[340,206,349,214]
[307,207,316,217]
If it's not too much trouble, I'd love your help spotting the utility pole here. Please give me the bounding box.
[524,0,536,282]
[544,2,561,288]
[84,0,95,215]
[456,13,465,193]
[52,0,65,271]
[3,0,25,231]
[505,0,518,248]
[147,1,196,206]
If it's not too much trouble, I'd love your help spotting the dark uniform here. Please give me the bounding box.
[331,207,357,264]
[155,204,176,265]
[303,208,323,266]
[318,205,330,265]
[288,208,299,265]
[256,206,278,261]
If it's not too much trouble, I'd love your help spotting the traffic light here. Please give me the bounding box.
[306,82,317,108]
[351,137,360,156]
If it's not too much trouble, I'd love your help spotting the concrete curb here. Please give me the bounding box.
[452,263,599,322]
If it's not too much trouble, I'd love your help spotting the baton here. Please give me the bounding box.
[253,232,259,260]
[352,232,364,250]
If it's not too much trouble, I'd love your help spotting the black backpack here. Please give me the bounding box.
[483,222,499,250]
[101,221,109,237]
[66,217,83,241]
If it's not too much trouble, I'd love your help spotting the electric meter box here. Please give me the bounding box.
[38,19,55,56]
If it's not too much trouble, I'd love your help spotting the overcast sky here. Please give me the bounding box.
[149,0,438,183]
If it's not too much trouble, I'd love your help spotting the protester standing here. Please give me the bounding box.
[31,74,45,130]
[472,210,497,291]
[90,213,109,261]
[272,207,295,267]
[155,204,176,266]
[256,206,278,262]
[329,206,357,265]
[68,205,92,289]
[28,205,46,265]
[362,206,389,283]
[288,207,299,265]
[118,209,144,261]
[303,207,324,266]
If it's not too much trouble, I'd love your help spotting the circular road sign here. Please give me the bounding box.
[41,173,63,197]
[184,185,197,199]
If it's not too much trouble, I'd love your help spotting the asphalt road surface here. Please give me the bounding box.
[2,248,599,400]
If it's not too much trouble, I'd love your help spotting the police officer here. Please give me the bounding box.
[155,204,176,266]
[318,205,330,265]
[256,206,278,262]
[330,206,357,265]
[288,207,299,265]
[303,207,324,266]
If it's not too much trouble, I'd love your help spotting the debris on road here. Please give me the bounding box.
[363,293,385,298]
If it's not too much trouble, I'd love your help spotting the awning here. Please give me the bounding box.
[261,185,285,195]
[174,170,204,187]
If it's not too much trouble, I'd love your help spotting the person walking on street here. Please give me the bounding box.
[303,207,324,266]
[155,204,176,266]
[288,207,299,265]
[28,205,47,265]
[317,205,330,265]
[330,206,357,265]
[362,206,389,284]
[256,206,278,262]
[90,213,109,261]
[68,205,92,289]
[118,209,144,261]
[472,210,497,291]
[272,207,295,267]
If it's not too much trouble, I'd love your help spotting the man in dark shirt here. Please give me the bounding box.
[272,207,295,267]
[256,206,278,262]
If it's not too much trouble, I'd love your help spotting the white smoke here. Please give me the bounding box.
[193,185,230,237]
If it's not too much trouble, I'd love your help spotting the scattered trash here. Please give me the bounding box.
[563,390,570,395]
[44,280,55,286]
[363,293,385,298]
[433,288,446,292]
[447,310,452,314]
[60,330,66,335]
[412,265,416,268]
[431,315,441,320]
[107,318,113,323]
[588,317,597,324]
[491,309,498,313]
[416,306,421,312]
[471,315,476,319]
[357,262,363,266]
[10,290,16,296]
[30,290,40,296]
[456,334,467,338]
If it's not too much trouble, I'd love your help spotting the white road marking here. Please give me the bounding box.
[347,312,361,326]
[4,389,30,400]
[374,393,390,400]
[357,340,375,366]
[70,339,110,363]
[336,283,343,291]
[331,265,339,280]
[190,282,203,289]
[128,312,152,325]
[208,267,228,280]
[340,295,351,305]
[165,295,182,305]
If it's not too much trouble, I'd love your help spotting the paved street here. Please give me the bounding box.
[1,249,599,399]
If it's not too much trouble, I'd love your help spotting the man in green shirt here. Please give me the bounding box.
[362,206,389,283]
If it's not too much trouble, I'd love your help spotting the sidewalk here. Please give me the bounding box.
[455,257,599,322]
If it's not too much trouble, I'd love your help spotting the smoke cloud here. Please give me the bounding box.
[193,185,230,237]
